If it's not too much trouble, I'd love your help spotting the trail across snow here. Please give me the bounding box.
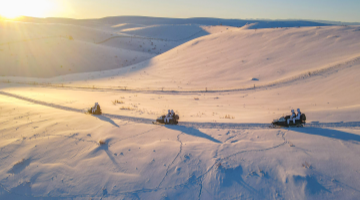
[1,90,360,130]
[1,19,360,200]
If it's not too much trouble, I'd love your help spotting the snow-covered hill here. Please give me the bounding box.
[0,20,217,77]
[1,17,360,200]
[120,24,208,41]
[12,16,335,29]
[18,25,358,91]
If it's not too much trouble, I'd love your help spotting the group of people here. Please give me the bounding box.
[164,109,176,123]
[287,108,302,124]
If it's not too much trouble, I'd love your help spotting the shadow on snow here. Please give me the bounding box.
[165,125,222,144]
[93,115,120,128]
[292,127,360,142]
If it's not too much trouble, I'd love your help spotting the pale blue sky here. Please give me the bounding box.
[62,0,360,22]
[4,0,360,22]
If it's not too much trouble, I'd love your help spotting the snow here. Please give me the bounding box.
[64,25,360,91]
[1,17,360,200]
[120,24,209,41]
[0,20,211,78]
[14,16,336,29]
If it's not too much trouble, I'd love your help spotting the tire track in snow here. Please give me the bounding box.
[0,126,288,199]
[1,91,360,130]
[198,181,203,200]
[195,130,288,200]
[0,91,271,129]
[5,129,358,200]
[157,133,183,188]
[198,130,288,182]
[132,130,287,199]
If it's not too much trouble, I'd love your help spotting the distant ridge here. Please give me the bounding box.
[4,16,353,29]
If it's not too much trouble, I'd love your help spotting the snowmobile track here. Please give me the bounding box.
[1,90,360,130]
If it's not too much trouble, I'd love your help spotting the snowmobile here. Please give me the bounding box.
[154,113,180,125]
[88,102,102,115]
[271,113,306,128]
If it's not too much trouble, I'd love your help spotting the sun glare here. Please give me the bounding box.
[0,0,56,19]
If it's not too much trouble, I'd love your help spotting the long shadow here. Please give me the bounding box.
[165,125,222,144]
[291,127,360,142]
[94,115,120,128]
[88,140,120,168]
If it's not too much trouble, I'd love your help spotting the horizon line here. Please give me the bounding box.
[2,15,359,24]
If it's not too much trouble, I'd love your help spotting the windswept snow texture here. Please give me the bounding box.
[1,16,360,200]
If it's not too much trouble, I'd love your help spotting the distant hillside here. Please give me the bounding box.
[7,16,336,29]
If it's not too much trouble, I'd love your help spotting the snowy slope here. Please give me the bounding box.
[12,16,333,29]
[2,58,360,124]
[120,24,209,41]
[111,23,147,32]
[18,25,358,90]
[0,20,216,78]
[1,19,360,200]
[0,89,360,200]
[0,20,113,44]
[113,25,360,90]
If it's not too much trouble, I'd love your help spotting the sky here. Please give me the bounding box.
[0,0,359,22]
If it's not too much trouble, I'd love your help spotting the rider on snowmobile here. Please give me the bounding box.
[92,102,99,113]
[164,110,173,123]
[294,108,301,122]
[287,109,296,124]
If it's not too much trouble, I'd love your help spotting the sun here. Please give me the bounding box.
[0,0,56,19]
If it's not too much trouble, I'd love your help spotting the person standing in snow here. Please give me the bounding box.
[287,109,296,125]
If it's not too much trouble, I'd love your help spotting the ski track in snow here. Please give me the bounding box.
[1,137,287,199]
[198,180,203,200]
[0,91,292,199]
[197,130,287,183]
[1,124,359,199]
[157,133,183,189]
[2,54,360,94]
[1,91,360,130]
